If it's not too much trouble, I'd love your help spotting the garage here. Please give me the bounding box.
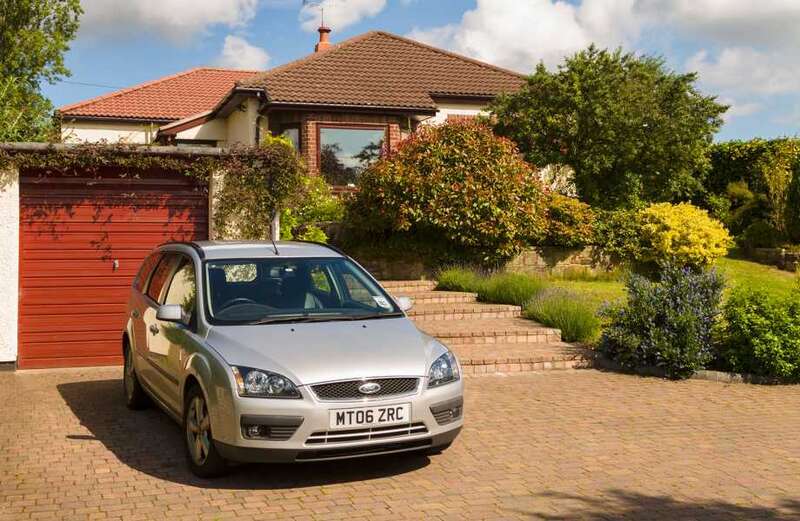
[18,169,208,369]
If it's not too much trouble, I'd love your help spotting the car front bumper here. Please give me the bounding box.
[212,378,464,463]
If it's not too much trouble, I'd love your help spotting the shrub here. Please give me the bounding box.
[347,121,547,265]
[436,267,485,294]
[281,174,344,243]
[435,268,547,307]
[593,208,644,264]
[551,266,622,282]
[600,265,725,379]
[480,272,548,306]
[737,220,781,250]
[720,288,800,380]
[525,289,600,343]
[638,203,733,268]
[544,193,596,247]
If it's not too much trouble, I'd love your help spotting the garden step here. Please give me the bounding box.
[379,280,437,292]
[407,302,521,321]
[390,290,478,304]
[451,342,596,374]
[417,317,561,345]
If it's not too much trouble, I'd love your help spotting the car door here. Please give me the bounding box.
[150,255,198,412]
[130,252,163,371]
[140,253,180,398]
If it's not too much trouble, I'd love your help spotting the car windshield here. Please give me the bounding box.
[205,257,402,324]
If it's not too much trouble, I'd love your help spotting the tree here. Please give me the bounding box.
[491,46,727,209]
[0,0,82,141]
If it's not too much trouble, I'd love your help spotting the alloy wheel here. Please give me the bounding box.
[186,396,211,466]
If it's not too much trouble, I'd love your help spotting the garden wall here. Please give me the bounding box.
[745,248,800,272]
[352,246,612,281]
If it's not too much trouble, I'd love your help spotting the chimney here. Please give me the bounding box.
[315,25,332,53]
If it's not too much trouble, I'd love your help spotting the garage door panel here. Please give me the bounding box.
[21,303,128,316]
[22,205,208,223]
[19,171,208,369]
[19,341,125,362]
[17,355,123,369]
[22,313,125,333]
[22,329,122,344]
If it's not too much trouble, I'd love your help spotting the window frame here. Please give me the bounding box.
[162,253,198,330]
[315,122,389,185]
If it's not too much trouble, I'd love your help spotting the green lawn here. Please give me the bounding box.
[550,257,797,311]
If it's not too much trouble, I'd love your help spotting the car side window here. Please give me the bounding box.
[146,254,178,303]
[133,253,162,292]
[310,265,333,295]
[163,257,197,326]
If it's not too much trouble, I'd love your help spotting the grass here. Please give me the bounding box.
[716,257,798,299]
[435,257,798,345]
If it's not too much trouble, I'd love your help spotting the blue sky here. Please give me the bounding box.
[45,0,800,141]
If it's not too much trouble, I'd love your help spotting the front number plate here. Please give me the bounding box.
[329,403,411,429]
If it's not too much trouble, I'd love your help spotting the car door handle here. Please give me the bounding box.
[149,324,159,335]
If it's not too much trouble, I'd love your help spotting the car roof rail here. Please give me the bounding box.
[294,240,348,258]
[157,240,206,259]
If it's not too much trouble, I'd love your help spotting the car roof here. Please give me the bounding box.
[160,241,345,260]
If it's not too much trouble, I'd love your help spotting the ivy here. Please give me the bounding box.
[0,140,304,239]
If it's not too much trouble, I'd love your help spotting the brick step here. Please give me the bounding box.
[390,290,478,304]
[407,302,521,321]
[451,342,595,374]
[418,317,561,345]
[379,280,437,292]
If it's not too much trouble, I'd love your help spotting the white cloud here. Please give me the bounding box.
[79,0,258,42]
[687,48,800,96]
[641,0,800,48]
[299,0,386,32]
[408,0,641,72]
[216,35,270,69]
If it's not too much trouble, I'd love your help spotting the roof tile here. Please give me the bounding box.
[59,68,260,121]
[239,31,524,110]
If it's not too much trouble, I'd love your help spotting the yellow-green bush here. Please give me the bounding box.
[638,203,733,268]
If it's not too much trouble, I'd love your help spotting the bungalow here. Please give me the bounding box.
[60,28,524,186]
[0,29,523,369]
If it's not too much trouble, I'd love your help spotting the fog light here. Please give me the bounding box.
[244,424,267,439]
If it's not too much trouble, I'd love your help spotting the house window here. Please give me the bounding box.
[280,126,300,149]
[318,125,386,186]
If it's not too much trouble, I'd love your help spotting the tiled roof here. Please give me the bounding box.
[238,31,524,110]
[58,68,261,121]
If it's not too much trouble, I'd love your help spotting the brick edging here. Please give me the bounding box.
[593,357,799,385]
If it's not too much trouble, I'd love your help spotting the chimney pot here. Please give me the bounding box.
[315,25,332,53]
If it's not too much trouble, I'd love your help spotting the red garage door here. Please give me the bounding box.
[19,170,208,369]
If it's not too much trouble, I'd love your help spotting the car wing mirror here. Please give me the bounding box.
[157,304,187,325]
[395,296,414,312]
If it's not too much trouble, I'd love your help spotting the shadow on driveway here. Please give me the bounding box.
[510,490,800,520]
[57,378,430,489]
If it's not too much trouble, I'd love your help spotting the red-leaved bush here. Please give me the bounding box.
[346,121,547,264]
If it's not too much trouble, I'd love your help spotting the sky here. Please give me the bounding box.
[44,0,800,141]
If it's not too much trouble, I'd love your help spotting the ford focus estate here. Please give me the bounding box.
[123,241,463,477]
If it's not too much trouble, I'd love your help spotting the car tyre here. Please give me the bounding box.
[184,385,228,478]
[123,345,150,410]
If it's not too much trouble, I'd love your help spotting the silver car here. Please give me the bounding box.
[123,241,463,477]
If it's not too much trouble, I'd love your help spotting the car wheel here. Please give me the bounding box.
[123,345,150,410]
[184,385,228,478]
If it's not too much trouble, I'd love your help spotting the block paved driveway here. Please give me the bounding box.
[2,368,800,521]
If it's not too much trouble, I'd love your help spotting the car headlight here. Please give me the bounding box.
[231,366,301,399]
[428,351,460,388]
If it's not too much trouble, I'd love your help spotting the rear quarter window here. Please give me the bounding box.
[133,253,162,292]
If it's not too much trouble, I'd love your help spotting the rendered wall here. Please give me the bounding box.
[0,165,19,362]
[61,120,159,144]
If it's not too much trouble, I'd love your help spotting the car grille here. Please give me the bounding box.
[306,422,428,445]
[311,378,419,401]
